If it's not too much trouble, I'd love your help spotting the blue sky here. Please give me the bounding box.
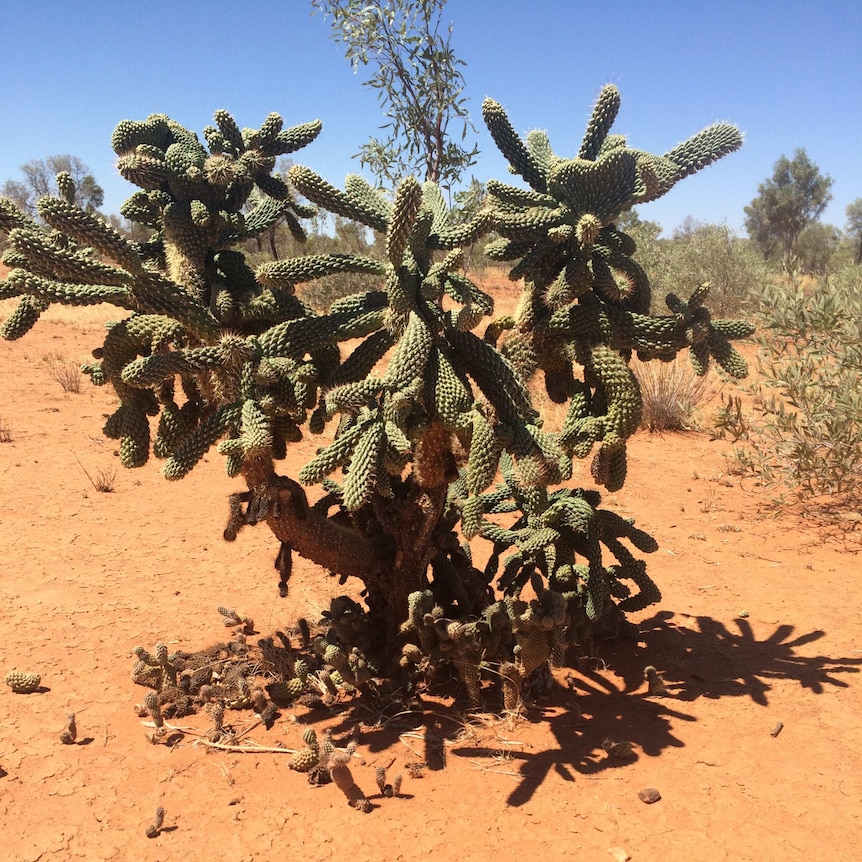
[1,0,859,236]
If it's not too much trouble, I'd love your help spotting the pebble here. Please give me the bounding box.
[638,787,661,804]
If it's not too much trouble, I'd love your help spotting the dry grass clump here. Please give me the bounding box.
[43,350,83,394]
[74,453,117,493]
[633,357,717,432]
[88,467,117,493]
[0,417,11,443]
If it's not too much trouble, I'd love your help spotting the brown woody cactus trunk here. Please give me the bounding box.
[241,429,453,668]
[357,424,454,662]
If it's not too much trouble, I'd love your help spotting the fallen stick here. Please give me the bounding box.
[141,720,205,737]
[193,737,299,754]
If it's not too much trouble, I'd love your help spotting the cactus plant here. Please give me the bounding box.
[0,89,753,708]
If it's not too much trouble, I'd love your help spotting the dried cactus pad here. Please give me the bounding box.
[5,670,41,693]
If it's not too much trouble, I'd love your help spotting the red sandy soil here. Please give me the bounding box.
[0,276,860,862]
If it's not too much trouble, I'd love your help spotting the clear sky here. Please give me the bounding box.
[1,0,859,236]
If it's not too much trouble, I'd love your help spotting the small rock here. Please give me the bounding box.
[608,847,631,862]
[737,609,749,618]
[637,787,661,804]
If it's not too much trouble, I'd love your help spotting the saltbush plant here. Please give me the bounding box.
[0,86,753,708]
[717,264,862,508]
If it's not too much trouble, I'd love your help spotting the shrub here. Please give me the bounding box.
[718,264,862,507]
[631,219,769,318]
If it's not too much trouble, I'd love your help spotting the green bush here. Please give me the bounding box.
[717,264,862,506]
[628,217,768,318]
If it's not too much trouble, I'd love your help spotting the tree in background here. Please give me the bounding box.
[106,212,154,245]
[796,221,841,275]
[846,198,862,265]
[744,148,832,260]
[449,177,487,272]
[311,0,478,191]
[450,177,486,222]
[2,155,104,218]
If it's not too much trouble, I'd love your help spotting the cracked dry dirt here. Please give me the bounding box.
[1,279,860,862]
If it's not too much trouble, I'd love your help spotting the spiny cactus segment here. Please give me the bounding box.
[1,109,329,474]
[145,805,166,839]
[645,664,670,696]
[59,712,78,745]
[480,85,752,492]
[130,603,377,741]
[329,751,371,812]
[217,605,254,634]
[4,669,42,693]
